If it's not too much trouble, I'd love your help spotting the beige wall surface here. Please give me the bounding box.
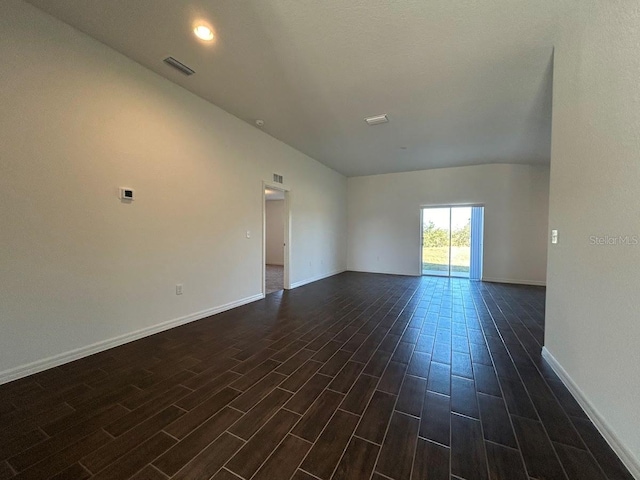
[0,1,347,378]
[545,0,640,471]
[347,164,550,285]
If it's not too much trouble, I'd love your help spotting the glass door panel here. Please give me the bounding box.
[450,207,471,278]
[422,207,451,276]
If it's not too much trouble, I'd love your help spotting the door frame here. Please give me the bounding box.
[263,181,291,295]
[419,203,484,277]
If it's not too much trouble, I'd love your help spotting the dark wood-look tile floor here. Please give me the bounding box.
[0,273,634,480]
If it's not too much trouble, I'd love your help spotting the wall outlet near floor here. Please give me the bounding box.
[551,229,558,244]
[176,284,183,295]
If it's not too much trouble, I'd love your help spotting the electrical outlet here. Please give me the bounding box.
[246,230,251,239]
[551,229,558,244]
[176,284,183,295]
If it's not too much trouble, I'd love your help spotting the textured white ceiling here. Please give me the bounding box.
[26,0,562,177]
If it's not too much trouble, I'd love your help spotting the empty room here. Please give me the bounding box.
[1,1,638,480]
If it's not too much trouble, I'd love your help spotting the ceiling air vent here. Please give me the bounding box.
[163,56,195,76]
[273,174,284,184]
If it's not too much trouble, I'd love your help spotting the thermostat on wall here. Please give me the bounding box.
[120,187,135,201]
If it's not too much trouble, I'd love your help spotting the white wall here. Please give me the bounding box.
[0,0,347,381]
[347,164,550,284]
[544,0,640,473]
[265,200,285,265]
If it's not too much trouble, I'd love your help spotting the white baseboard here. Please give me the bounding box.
[482,276,546,287]
[542,347,640,479]
[290,269,345,289]
[0,293,265,386]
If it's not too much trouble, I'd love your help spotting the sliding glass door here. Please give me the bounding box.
[422,206,483,278]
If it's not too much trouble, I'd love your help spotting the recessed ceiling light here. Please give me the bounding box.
[364,114,389,126]
[193,25,214,41]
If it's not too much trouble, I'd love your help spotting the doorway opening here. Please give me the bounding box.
[263,183,290,295]
[421,205,484,279]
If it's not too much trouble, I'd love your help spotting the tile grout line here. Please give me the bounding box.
[273,283,424,480]
[493,284,611,480]
[476,283,571,479]
[356,285,429,480]
[292,283,420,480]
[216,285,407,480]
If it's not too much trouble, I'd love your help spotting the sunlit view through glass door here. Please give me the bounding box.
[422,206,482,278]
[421,208,453,276]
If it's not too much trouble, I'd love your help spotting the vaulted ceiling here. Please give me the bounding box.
[27,0,563,177]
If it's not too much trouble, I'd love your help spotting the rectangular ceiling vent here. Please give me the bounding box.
[273,174,284,184]
[364,114,389,126]
[163,56,195,76]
